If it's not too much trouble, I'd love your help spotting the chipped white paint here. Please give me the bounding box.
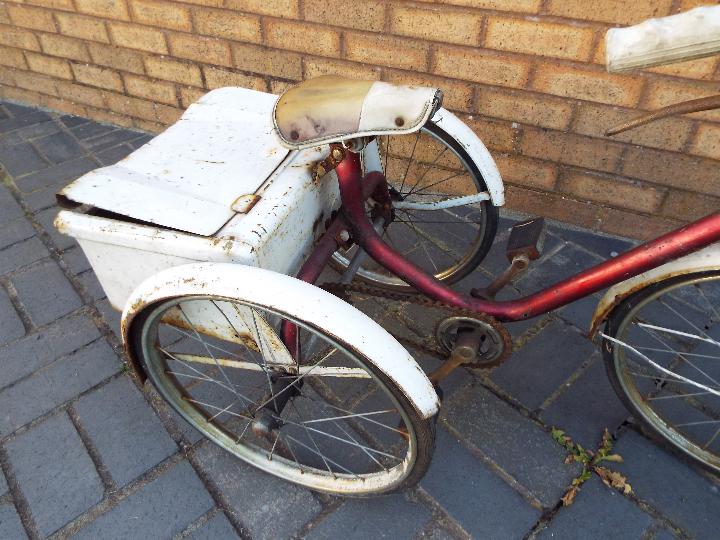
[589,243,720,337]
[431,108,505,206]
[121,263,440,419]
[607,6,720,72]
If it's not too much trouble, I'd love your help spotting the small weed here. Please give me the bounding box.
[552,427,631,506]
[120,362,132,375]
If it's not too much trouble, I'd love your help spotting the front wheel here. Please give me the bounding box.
[130,293,435,495]
[602,271,720,473]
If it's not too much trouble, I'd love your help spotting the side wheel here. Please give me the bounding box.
[331,121,498,291]
[601,271,720,473]
[130,293,435,495]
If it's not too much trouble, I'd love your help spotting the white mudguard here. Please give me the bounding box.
[121,262,440,419]
[431,107,505,207]
[589,244,720,337]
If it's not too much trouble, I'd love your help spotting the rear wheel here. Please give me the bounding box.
[131,294,435,495]
[331,121,498,291]
[602,271,720,473]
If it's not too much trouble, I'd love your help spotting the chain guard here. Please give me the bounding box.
[320,282,511,369]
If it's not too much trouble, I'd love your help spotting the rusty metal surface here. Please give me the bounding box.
[606,95,720,136]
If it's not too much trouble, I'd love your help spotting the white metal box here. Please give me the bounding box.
[55,87,339,310]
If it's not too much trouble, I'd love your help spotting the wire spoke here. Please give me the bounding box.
[399,130,421,194]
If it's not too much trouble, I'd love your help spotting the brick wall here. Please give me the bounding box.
[0,0,718,239]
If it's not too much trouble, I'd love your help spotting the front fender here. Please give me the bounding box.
[589,243,720,338]
[121,262,440,419]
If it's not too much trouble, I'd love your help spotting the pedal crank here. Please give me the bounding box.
[428,327,484,384]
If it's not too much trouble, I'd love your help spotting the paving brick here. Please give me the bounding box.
[77,271,105,301]
[492,320,596,410]
[0,312,99,389]
[5,412,104,537]
[11,261,82,326]
[195,442,322,540]
[612,431,720,540]
[556,292,603,333]
[94,143,133,165]
[443,383,581,507]
[73,460,214,539]
[538,477,652,539]
[0,288,24,346]
[0,237,50,276]
[15,156,96,194]
[14,121,61,141]
[307,492,432,540]
[33,131,85,165]
[0,503,27,539]
[546,223,636,260]
[36,207,76,251]
[71,122,115,140]
[421,428,540,538]
[541,360,629,449]
[0,110,52,134]
[2,103,35,117]
[0,188,24,227]
[516,242,605,295]
[0,142,49,177]
[96,298,121,340]
[0,339,119,435]
[84,128,141,152]
[61,247,91,275]
[0,469,7,495]
[75,377,177,486]
[186,513,239,539]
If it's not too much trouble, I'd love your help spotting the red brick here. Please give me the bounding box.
[546,0,672,25]
[433,46,530,89]
[0,45,28,69]
[266,19,340,57]
[661,190,720,221]
[475,87,573,130]
[130,0,191,30]
[304,0,385,32]
[597,207,680,240]
[532,64,644,107]
[690,123,720,160]
[75,0,130,20]
[109,22,168,54]
[505,185,600,229]
[224,0,298,17]
[519,128,624,173]
[202,66,266,91]
[620,146,720,198]
[26,52,73,79]
[87,42,145,74]
[390,4,482,45]
[495,154,558,190]
[193,8,261,43]
[485,17,594,61]
[7,4,56,32]
[72,63,124,91]
[145,56,202,86]
[55,13,110,43]
[168,33,231,66]
[573,102,693,153]
[559,171,665,213]
[123,73,177,105]
[39,34,91,62]
[0,25,41,51]
[231,43,302,79]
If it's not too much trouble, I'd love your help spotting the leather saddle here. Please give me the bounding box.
[273,75,443,149]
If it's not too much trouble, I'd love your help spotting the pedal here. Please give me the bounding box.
[472,217,546,299]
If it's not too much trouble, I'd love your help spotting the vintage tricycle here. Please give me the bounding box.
[55,15,720,496]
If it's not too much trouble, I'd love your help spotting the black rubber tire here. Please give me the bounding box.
[331,120,499,291]
[601,271,720,474]
[128,297,436,495]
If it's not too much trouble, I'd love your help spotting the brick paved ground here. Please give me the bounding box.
[0,101,718,540]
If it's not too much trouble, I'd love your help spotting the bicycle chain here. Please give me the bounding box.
[320,281,512,369]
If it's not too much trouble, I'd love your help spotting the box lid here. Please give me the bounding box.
[60,87,289,236]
